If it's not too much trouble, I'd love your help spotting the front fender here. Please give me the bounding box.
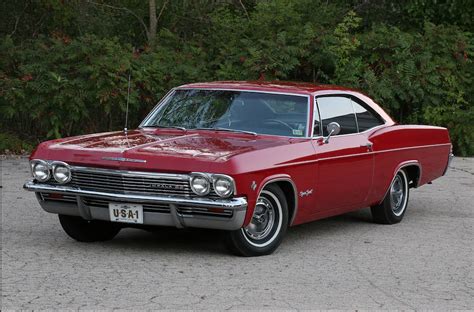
[242,173,297,226]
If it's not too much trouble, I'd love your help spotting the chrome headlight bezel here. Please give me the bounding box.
[212,174,235,198]
[30,159,51,182]
[51,161,72,184]
[189,173,211,196]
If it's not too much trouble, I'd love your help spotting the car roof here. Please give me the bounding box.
[176,80,395,125]
[177,81,358,95]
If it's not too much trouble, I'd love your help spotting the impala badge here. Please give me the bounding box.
[299,189,313,197]
[148,183,186,190]
[102,157,147,163]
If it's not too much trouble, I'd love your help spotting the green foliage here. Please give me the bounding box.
[0,132,33,154]
[0,0,473,155]
[346,23,474,154]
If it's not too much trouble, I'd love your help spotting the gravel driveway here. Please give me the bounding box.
[1,157,473,310]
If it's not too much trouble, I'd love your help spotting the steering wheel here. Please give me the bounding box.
[262,119,294,131]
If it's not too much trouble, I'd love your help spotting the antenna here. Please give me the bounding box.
[124,70,131,134]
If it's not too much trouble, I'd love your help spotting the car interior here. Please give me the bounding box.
[215,95,308,137]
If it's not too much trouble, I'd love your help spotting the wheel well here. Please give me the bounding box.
[273,180,296,226]
[403,165,421,188]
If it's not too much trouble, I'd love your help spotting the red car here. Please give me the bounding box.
[24,81,453,256]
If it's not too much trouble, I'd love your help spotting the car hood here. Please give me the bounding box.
[33,129,303,173]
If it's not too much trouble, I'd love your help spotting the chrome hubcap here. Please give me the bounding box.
[244,196,275,240]
[390,175,405,215]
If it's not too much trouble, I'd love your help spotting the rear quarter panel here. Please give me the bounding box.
[367,125,451,205]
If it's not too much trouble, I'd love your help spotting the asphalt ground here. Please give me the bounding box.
[1,157,473,310]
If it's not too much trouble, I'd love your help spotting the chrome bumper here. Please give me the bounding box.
[448,153,454,168]
[443,153,455,175]
[23,180,247,230]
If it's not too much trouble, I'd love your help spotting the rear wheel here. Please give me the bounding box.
[371,169,410,224]
[225,184,288,256]
[58,215,121,242]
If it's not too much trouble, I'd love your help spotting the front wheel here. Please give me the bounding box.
[225,184,288,256]
[371,169,410,224]
[58,215,121,242]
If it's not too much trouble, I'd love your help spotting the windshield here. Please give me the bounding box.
[142,89,309,137]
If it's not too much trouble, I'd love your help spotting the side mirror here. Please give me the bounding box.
[323,122,341,144]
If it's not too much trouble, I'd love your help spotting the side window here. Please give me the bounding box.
[317,96,357,136]
[352,100,384,132]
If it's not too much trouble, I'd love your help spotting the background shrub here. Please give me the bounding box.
[0,0,473,155]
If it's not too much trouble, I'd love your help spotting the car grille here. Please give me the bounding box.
[83,197,171,213]
[40,192,77,203]
[69,167,194,197]
[177,205,233,218]
[40,193,233,219]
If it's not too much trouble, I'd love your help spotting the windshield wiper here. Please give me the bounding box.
[142,125,187,131]
[193,127,257,136]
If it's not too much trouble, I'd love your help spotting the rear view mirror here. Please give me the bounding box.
[324,122,341,144]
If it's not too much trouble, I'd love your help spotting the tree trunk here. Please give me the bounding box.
[148,0,157,44]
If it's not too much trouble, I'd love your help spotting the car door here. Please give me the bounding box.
[311,95,375,214]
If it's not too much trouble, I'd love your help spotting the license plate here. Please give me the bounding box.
[109,203,143,224]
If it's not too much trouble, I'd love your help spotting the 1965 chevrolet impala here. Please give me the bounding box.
[24,81,453,256]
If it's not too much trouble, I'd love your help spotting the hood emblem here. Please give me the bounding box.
[102,157,147,163]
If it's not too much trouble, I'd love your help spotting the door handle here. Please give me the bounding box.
[360,142,373,152]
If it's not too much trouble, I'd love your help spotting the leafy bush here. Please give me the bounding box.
[0,1,473,156]
[0,132,33,154]
[339,22,474,155]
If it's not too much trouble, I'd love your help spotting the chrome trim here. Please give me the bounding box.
[189,172,211,196]
[101,157,147,163]
[139,88,177,127]
[70,165,194,197]
[30,159,51,182]
[243,190,277,243]
[26,180,247,230]
[35,200,246,231]
[312,94,388,138]
[443,151,454,176]
[211,173,236,198]
[192,127,257,136]
[51,161,72,184]
[312,96,322,136]
[323,122,341,144]
[169,203,184,228]
[242,189,283,247]
[379,161,422,205]
[351,98,360,133]
[140,88,312,139]
[77,195,92,220]
[175,87,310,97]
[390,170,409,217]
[274,143,451,169]
[39,164,239,199]
[71,166,189,180]
[448,153,454,168]
[313,92,388,124]
[24,180,247,209]
[258,177,299,226]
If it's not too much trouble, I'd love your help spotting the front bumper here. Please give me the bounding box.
[24,180,247,230]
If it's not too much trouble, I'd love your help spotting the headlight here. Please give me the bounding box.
[213,175,235,198]
[30,160,50,182]
[190,174,211,196]
[52,161,71,184]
